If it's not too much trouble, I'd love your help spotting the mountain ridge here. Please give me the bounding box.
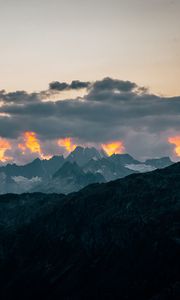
[0,146,174,194]
[0,162,179,299]
[33,160,105,194]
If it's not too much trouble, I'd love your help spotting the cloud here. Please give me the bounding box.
[86,77,143,102]
[0,90,40,104]
[70,80,91,89]
[88,77,137,93]
[0,77,180,162]
[49,80,91,91]
[49,81,69,91]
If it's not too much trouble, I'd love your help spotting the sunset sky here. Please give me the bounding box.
[1,0,180,95]
[0,0,180,164]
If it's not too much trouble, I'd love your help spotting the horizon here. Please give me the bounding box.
[0,143,176,167]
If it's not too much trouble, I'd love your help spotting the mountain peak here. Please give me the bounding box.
[67,146,105,166]
[53,161,84,178]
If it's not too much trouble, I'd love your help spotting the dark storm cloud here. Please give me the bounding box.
[49,80,91,91]
[0,77,180,159]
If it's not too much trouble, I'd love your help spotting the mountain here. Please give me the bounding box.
[0,156,65,194]
[0,172,18,194]
[108,153,140,165]
[145,156,173,169]
[66,146,106,166]
[0,163,179,299]
[83,157,136,181]
[53,161,85,178]
[0,148,175,194]
[33,161,105,194]
[82,153,164,181]
[0,156,65,179]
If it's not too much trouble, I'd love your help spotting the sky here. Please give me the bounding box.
[0,0,180,95]
[0,0,180,164]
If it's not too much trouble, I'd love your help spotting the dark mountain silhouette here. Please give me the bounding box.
[0,163,179,299]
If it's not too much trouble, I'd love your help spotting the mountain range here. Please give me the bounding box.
[0,146,174,194]
[0,162,179,299]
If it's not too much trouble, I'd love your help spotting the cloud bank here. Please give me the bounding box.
[0,77,180,163]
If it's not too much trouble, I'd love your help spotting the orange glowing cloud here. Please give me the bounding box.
[19,131,41,154]
[0,138,12,162]
[168,136,180,156]
[18,143,27,155]
[18,131,52,160]
[58,137,77,152]
[102,140,125,156]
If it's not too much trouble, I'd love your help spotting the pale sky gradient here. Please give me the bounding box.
[0,0,180,95]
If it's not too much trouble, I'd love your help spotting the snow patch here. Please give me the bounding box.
[12,176,42,190]
[125,164,156,173]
